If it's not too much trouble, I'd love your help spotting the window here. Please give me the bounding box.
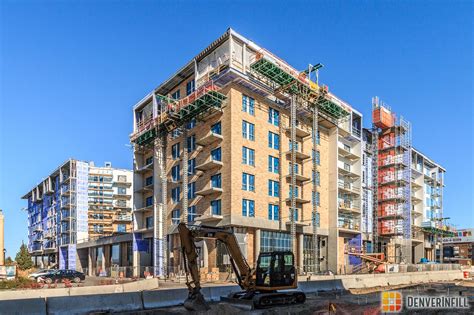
[268,132,280,150]
[268,180,279,197]
[186,118,196,130]
[186,79,195,96]
[268,156,279,173]
[242,95,255,115]
[292,208,299,221]
[145,216,153,229]
[312,212,320,227]
[145,196,153,207]
[171,129,182,139]
[313,150,320,165]
[289,140,300,151]
[188,182,196,199]
[145,156,153,165]
[242,121,255,141]
[260,231,291,252]
[172,143,180,160]
[211,200,221,215]
[172,209,180,225]
[211,174,221,188]
[211,121,221,135]
[187,135,196,152]
[145,176,153,186]
[117,187,126,195]
[312,192,321,206]
[242,147,255,166]
[312,171,320,186]
[268,204,279,220]
[288,163,300,174]
[312,130,320,145]
[171,165,180,182]
[211,147,222,161]
[188,206,197,222]
[242,173,255,191]
[171,90,180,100]
[268,108,280,126]
[172,187,180,203]
[289,185,299,198]
[242,199,255,217]
[117,224,126,233]
[188,158,196,175]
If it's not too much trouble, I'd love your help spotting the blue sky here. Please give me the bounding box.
[0,0,472,257]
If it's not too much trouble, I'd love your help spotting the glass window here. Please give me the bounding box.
[211,200,221,215]
[145,196,153,207]
[145,216,153,229]
[242,173,255,191]
[312,150,321,165]
[268,204,279,220]
[260,231,291,252]
[186,118,196,130]
[145,156,153,165]
[268,156,279,173]
[188,182,196,199]
[188,206,197,222]
[312,171,320,186]
[268,180,279,197]
[211,147,222,161]
[268,132,280,150]
[242,199,255,217]
[312,192,321,206]
[211,173,222,188]
[186,79,195,96]
[242,95,255,115]
[312,130,320,145]
[171,89,180,100]
[268,108,280,126]
[187,135,196,152]
[242,147,255,166]
[117,224,126,233]
[242,121,255,141]
[117,187,126,195]
[172,209,180,225]
[211,121,221,135]
[172,143,180,160]
[171,187,180,203]
[171,165,180,182]
[289,185,299,198]
[188,158,196,175]
[145,176,153,186]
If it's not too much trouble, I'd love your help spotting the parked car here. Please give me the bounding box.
[29,269,85,284]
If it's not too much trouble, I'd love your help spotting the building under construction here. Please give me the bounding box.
[130,28,364,277]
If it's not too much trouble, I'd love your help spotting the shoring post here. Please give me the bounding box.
[312,106,320,273]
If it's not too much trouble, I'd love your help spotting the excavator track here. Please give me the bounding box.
[222,290,306,309]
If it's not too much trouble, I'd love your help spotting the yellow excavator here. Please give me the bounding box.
[178,223,306,311]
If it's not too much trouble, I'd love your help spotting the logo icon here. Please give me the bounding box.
[381,291,402,312]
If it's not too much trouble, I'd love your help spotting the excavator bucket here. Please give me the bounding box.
[183,292,210,311]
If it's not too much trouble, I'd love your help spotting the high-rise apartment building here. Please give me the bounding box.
[130,29,363,276]
[22,159,133,269]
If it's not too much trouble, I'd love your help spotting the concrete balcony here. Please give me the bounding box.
[338,144,360,160]
[285,150,311,161]
[285,196,311,204]
[134,205,153,213]
[114,214,133,222]
[411,195,423,204]
[196,132,223,146]
[411,181,422,190]
[337,163,360,178]
[114,193,132,199]
[285,173,311,184]
[134,226,153,233]
[285,126,311,139]
[338,182,360,195]
[196,186,223,196]
[136,162,154,174]
[195,159,223,171]
[134,183,153,194]
[338,220,360,234]
[338,201,360,214]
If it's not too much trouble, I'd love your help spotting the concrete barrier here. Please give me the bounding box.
[0,287,70,300]
[0,298,46,315]
[47,292,143,315]
[143,288,189,309]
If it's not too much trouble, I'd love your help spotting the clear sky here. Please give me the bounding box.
[1,1,472,257]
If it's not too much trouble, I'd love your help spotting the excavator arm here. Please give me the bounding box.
[177,223,254,310]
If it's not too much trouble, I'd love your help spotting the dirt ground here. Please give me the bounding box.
[115,281,474,315]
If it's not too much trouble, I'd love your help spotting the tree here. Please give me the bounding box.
[15,243,33,270]
[5,256,13,266]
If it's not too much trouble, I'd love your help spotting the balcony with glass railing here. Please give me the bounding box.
[337,217,360,233]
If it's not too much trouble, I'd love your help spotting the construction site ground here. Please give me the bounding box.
[116,281,474,315]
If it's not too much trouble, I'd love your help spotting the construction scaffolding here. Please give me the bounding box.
[249,50,351,273]
[371,97,412,263]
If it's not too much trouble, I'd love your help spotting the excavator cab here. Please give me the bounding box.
[255,251,297,289]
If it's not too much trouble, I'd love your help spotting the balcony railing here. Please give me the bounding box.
[337,219,360,231]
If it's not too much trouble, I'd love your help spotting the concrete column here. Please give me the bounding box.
[298,234,304,274]
[255,229,261,261]
[88,247,95,276]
